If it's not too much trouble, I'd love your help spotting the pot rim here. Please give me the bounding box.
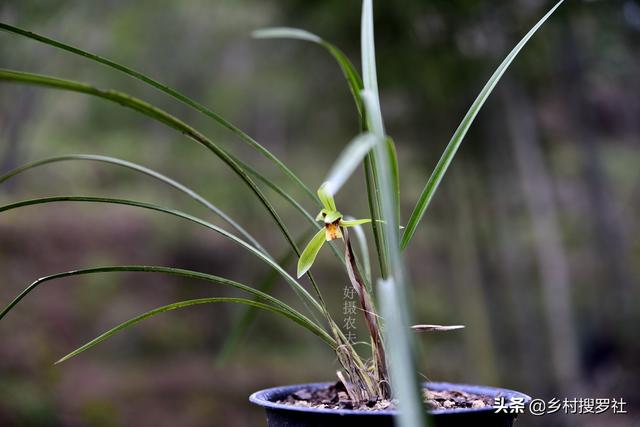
[249,381,532,416]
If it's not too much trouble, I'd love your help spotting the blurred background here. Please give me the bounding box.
[0,0,638,426]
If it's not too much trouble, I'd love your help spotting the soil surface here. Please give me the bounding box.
[277,382,495,411]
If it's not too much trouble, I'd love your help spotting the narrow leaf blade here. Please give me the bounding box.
[251,26,364,118]
[0,265,334,347]
[0,196,323,316]
[411,324,465,332]
[0,68,321,302]
[362,1,428,425]
[0,22,317,204]
[323,132,377,196]
[252,27,321,43]
[401,0,565,249]
[55,297,332,364]
[361,1,384,137]
[0,154,266,254]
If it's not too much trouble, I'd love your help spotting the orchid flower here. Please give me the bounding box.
[296,184,371,278]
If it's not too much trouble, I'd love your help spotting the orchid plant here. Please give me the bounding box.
[0,1,563,423]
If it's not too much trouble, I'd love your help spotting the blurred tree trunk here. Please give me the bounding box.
[0,88,36,193]
[0,0,37,191]
[485,114,547,392]
[500,79,581,395]
[449,166,499,386]
[559,22,635,324]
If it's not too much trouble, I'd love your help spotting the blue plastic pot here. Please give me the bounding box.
[250,382,531,427]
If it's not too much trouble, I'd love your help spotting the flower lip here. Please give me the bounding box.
[324,220,343,241]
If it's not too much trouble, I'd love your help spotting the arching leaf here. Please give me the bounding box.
[55,297,334,364]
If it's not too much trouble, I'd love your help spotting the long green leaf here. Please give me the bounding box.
[0,196,323,316]
[0,22,317,204]
[360,96,390,279]
[362,0,427,424]
[252,26,387,279]
[243,160,347,264]
[386,137,401,225]
[0,154,266,254]
[0,265,334,348]
[217,229,312,363]
[378,278,426,426]
[219,149,347,271]
[0,30,333,312]
[361,12,384,138]
[223,155,330,311]
[0,69,323,303]
[242,161,316,226]
[253,27,321,43]
[364,153,387,278]
[360,5,393,278]
[323,132,376,196]
[55,297,331,364]
[252,27,364,118]
[240,155,350,273]
[401,0,565,249]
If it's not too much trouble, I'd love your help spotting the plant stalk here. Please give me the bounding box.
[343,227,390,399]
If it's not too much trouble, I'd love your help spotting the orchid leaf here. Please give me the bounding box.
[0,154,266,255]
[323,132,377,196]
[362,0,427,423]
[251,27,364,118]
[386,136,401,225]
[55,297,333,364]
[401,0,565,249]
[252,27,321,43]
[0,265,334,348]
[0,69,317,289]
[0,196,324,317]
[0,22,317,204]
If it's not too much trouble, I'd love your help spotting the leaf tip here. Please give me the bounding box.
[53,356,68,365]
[411,324,466,332]
[296,262,308,279]
[250,29,267,39]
